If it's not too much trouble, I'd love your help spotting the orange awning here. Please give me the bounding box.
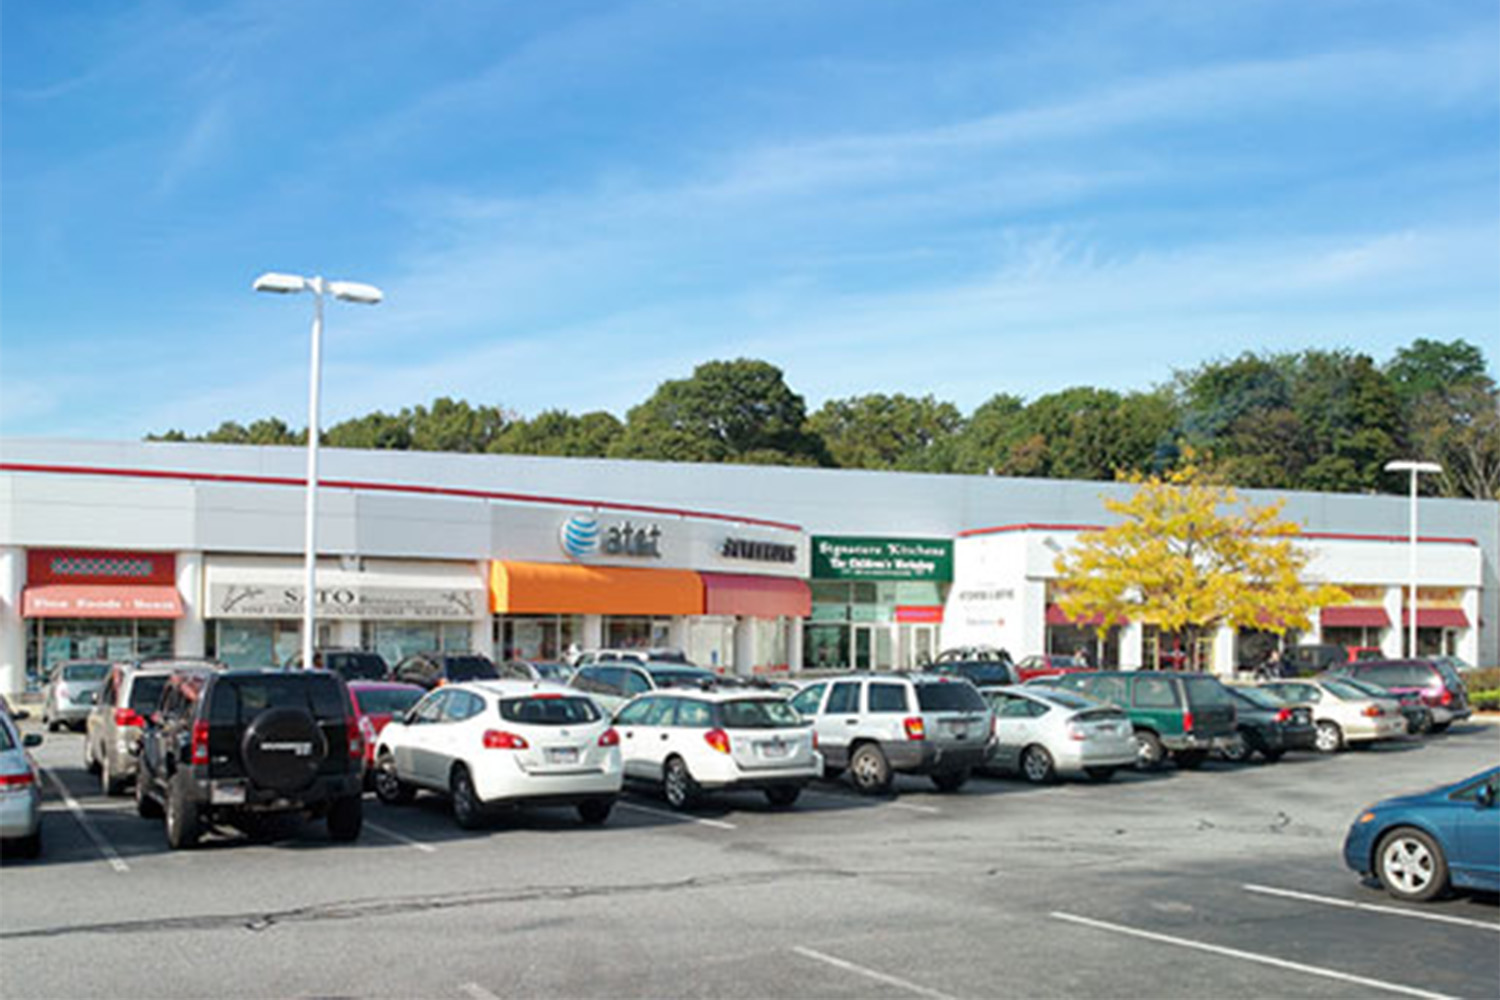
[22,584,183,619]
[490,561,702,615]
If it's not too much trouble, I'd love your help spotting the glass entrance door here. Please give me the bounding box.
[906,624,937,669]
[852,625,875,670]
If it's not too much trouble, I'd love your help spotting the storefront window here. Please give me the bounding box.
[1048,624,1121,667]
[686,617,735,670]
[805,624,848,669]
[27,619,175,685]
[604,617,672,650]
[755,618,789,672]
[497,616,581,662]
[211,620,318,668]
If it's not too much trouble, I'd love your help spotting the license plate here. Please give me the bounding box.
[211,782,246,805]
[760,741,790,758]
[948,723,969,739]
[546,747,580,765]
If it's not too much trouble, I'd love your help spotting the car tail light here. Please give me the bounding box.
[1183,711,1194,733]
[705,729,731,754]
[598,727,619,747]
[348,718,365,760]
[1438,688,1453,706]
[1362,705,1383,718]
[190,720,210,765]
[903,717,925,741]
[483,730,529,750]
[114,707,145,728]
[0,772,36,790]
[1274,708,1292,724]
[1065,722,1087,741]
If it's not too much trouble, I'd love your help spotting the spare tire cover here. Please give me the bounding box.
[241,707,328,794]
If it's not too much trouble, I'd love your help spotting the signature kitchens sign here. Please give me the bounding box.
[209,584,480,620]
[811,536,953,582]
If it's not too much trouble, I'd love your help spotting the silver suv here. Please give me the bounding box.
[84,660,223,795]
[789,674,993,795]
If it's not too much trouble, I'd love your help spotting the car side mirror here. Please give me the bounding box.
[23,733,42,748]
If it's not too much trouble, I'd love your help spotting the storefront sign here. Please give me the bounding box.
[28,548,175,585]
[720,537,797,563]
[811,537,953,581]
[209,584,480,620]
[559,513,662,560]
[953,586,1016,628]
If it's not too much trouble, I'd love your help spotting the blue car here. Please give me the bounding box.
[1343,766,1499,902]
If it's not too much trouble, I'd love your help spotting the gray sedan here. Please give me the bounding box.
[979,686,1137,783]
[0,707,43,858]
[42,660,111,731]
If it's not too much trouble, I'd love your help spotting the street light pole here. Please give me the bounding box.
[254,272,383,670]
[1384,460,1442,658]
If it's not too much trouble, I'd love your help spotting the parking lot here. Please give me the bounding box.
[2,718,1497,1000]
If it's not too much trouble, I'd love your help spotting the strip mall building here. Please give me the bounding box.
[2,439,1494,696]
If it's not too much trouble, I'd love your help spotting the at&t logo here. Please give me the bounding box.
[560,515,601,559]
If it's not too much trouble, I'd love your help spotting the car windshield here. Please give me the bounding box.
[0,722,14,751]
[128,675,171,713]
[210,675,346,724]
[916,682,987,712]
[1040,690,1099,711]
[62,662,110,682]
[719,699,802,729]
[444,657,500,682]
[1232,687,1282,711]
[499,696,601,725]
[329,653,388,681]
[647,668,715,687]
[1322,679,1371,701]
[355,687,423,716]
[1431,660,1464,689]
[1332,677,1385,698]
[1183,676,1233,707]
[533,662,571,681]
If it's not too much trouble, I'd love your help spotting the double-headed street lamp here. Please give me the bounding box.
[1383,459,1442,658]
[253,273,383,671]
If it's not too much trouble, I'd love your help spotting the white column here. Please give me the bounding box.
[788,618,805,672]
[1380,587,1404,658]
[1120,621,1144,670]
[582,614,603,650]
[469,619,490,657]
[1459,589,1480,664]
[174,551,206,658]
[732,617,753,676]
[0,547,26,699]
[1212,624,1236,679]
[668,616,688,652]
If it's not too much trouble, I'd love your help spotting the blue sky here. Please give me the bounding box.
[3,0,1497,439]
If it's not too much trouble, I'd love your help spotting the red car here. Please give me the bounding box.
[347,681,425,783]
[1013,654,1096,683]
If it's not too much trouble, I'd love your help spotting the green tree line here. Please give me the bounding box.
[149,340,1500,500]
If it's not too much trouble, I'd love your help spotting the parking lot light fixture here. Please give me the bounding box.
[1383,460,1442,658]
[253,271,383,670]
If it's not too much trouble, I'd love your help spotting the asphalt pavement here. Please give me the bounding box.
[2,716,1496,999]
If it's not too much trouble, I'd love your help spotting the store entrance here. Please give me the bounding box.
[905,624,938,669]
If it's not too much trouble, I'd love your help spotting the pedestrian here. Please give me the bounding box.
[1262,647,1285,680]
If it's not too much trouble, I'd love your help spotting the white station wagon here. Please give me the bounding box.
[373,680,623,828]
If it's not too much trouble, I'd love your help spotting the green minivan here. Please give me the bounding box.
[1048,671,1237,769]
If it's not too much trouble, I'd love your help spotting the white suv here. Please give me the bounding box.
[790,674,993,795]
[613,685,821,809]
[373,680,623,828]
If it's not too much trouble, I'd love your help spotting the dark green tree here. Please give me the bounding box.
[949,393,1030,474]
[492,409,623,457]
[407,397,510,453]
[808,393,963,471]
[325,411,414,450]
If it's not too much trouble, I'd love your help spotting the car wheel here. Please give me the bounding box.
[450,765,484,830]
[764,785,801,808]
[1021,746,1056,785]
[577,798,614,825]
[135,773,163,819]
[164,779,202,850]
[1083,766,1116,782]
[663,756,701,811]
[931,768,971,793]
[1220,736,1251,764]
[1376,828,1449,902]
[326,794,363,842]
[1173,750,1208,770]
[1315,721,1344,753]
[1260,750,1285,764]
[373,754,415,806]
[1133,731,1165,770]
[1429,722,1451,735]
[848,744,892,796]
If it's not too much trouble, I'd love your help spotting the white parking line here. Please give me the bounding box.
[616,801,736,830]
[364,820,438,853]
[792,946,958,1000]
[1243,883,1500,933]
[42,767,129,873]
[1050,911,1457,1000]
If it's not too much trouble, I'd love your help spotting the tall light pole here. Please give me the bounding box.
[253,273,383,670]
[1384,459,1442,658]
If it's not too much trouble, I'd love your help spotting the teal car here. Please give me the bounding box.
[1047,671,1237,769]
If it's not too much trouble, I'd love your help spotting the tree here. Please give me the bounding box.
[950,393,1031,475]
[407,398,510,453]
[609,359,831,466]
[1386,338,1488,404]
[1385,338,1499,501]
[1053,461,1346,672]
[808,393,963,471]
[325,410,414,450]
[491,409,623,457]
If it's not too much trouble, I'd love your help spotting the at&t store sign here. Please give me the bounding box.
[559,513,663,561]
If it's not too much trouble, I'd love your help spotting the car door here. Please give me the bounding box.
[985,693,1033,770]
[432,689,484,785]
[403,690,450,787]
[615,696,670,779]
[1130,676,1182,741]
[1451,773,1500,888]
[818,681,863,768]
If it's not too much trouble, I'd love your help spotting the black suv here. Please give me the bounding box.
[392,652,501,691]
[134,669,364,849]
[286,647,392,682]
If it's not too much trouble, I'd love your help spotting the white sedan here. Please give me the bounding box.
[1259,678,1408,752]
[373,680,623,829]
[978,685,1137,783]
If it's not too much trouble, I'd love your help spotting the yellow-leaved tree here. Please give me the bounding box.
[1053,461,1347,672]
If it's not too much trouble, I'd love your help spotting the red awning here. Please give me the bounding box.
[1045,604,1124,628]
[1320,606,1391,628]
[1402,608,1470,629]
[701,574,810,618]
[22,584,183,619]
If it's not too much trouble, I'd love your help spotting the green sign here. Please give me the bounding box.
[811,536,953,581]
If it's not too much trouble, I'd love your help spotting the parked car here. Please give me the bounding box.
[392,652,501,691]
[930,658,1016,688]
[1321,674,1432,736]
[788,674,991,794]
[286,648,392,682]
[570,660,718,714]
[1347,646,1385,663]
[573,648,692,668]
[135,669,364,849]
[1343,766,1499,902]
[614,685,820,809]
[1220,686,1316,763]
[85,659,224,795]
[978,686,1135,783]
[1258,677,1406,753]
[373,681,621,829]
[346,681,425,784]
[1012,654,1095,683]
[934,646,1012,665]
[0,708,43,858]
[1329,659,1472,732]
[1283,643,1349,676]
[499,659,574,684]
[41,660,111,731]
[1048,671,1238,770]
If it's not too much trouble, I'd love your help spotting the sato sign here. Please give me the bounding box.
[811,537,953,582]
